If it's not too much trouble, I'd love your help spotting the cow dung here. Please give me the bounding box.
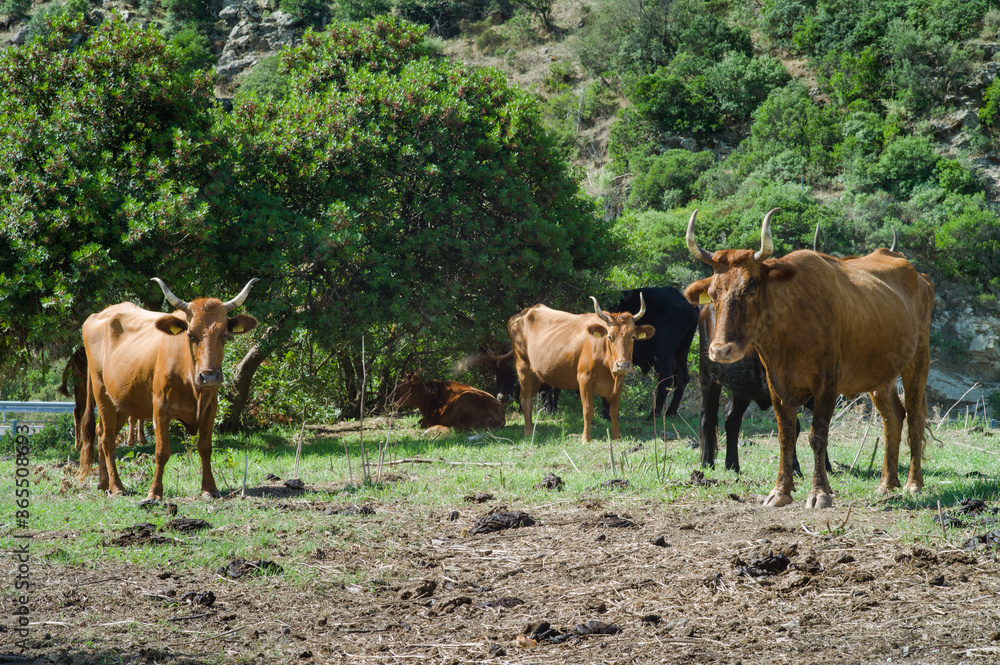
[219,558,284,579]
[165,518,212,532]
[472,511,535,534]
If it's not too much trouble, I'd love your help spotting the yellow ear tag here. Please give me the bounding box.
[592,331,602,338]
[233,324,244,333]
[637,332,647,340]
[170,324,182,335]
[699,293,711,304]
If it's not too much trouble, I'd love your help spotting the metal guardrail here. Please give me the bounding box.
[0,402,76,436]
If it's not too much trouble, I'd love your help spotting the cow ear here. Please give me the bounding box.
[636,324,655,340]
[228,314,258,335]
[155,315,188,336]
[764,261,797,282]
[587,324,607,339]
[684,278,712,305]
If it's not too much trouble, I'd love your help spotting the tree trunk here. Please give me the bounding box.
[220,342,269,433]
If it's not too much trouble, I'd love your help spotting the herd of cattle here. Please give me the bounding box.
[63,209,933,510]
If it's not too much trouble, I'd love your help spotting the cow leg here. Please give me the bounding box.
[148,411,173,500]
[871,383,907,494]
[518,368,540,438]
[804,391,837,509]
[197,403,220,499]
[96,403,128,495]
[578,377,597,441]
[665,359,689,416]
[901,343,930,493]
[764,401,800,507]
[723,395,751,474]
[699,378,722,470]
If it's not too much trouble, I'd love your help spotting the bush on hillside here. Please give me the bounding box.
[630,66,720,135]
[707,52,790,122]
[335,0,393,21]
[868,134,940,199]
[235,54,291,101]
[0,0,32,19]
[627,149,715,211]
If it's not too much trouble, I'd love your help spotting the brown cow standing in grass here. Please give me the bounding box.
[684,209,933,508]
[507,296,655,441]
[58,347,148,448]
[389,371,506,433]
[79,278,258,499]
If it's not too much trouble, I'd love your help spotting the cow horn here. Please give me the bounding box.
[590,296,613,325]
[754,208,779,262]
[685,209,713,265]
[890,226,898,252]
[151,278,191,314]
[813,222,821,252]
[634,292,646,321]
[223,278,259,312]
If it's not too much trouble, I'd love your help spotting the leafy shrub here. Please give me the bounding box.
[394,0,495,38]
[670,0,752,60]
[979,78,1000,133]
[729,81,840,185]
[475,27,506,55]
[542,61,576,93]
[825,46,882,106]
[759,0,810,49]
[170,26,214,73]
[935,159,979,195]
[235,55,291,101]
[335,0,393,21]
[982,8,1000,39]
[707,52,790,121]
[630,66,720,135]
[868,134,940,199]
[926,193,1000,280]
[627,149,715,211]
[281,0,329,27]
[0,0,32,18]
[608,106,657,174]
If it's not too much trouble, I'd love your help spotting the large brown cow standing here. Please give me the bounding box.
[389,371,506,432]
[58,347,148,449]
[684,209,933,508]
[79,278,258,499]
[508,296,655,441]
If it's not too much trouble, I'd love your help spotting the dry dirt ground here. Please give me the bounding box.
[7,490,1000,664]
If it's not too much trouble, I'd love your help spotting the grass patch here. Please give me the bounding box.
[5,393,1000,586]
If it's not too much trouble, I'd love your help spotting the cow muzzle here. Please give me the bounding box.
[612,361,633,374]
[197,370,223,388]
[708,342,746,364]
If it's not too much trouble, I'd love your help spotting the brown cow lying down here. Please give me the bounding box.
[684,209,933,509]
[390,371,506,432]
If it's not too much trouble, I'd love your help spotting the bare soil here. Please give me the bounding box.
[12,490,1000,664]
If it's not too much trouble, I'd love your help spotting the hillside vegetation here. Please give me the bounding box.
[3,0,1000,421]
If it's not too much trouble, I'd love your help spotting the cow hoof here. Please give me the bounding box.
[138,498,160,508]
[763,490,793,507]
[805,492,834,509]
[875,482,898,495]
[202,490,221,500]
[903,483,922,494]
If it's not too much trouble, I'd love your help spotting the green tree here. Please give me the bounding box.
[216,17,618,421]
[0,16,224,366]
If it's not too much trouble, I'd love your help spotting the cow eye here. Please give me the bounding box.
[187,333,198,343]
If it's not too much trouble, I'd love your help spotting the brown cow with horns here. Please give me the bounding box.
[507,296,655,441]
[78,278,259,499]
[684,209,933,508]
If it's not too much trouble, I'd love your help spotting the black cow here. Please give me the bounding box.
[454,351,561,413]
[698,305,830,476]
[601,287,698,419]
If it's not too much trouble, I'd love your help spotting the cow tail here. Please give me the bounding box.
[78,367,97,480]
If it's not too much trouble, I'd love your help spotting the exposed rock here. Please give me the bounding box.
[215,2,301,85]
